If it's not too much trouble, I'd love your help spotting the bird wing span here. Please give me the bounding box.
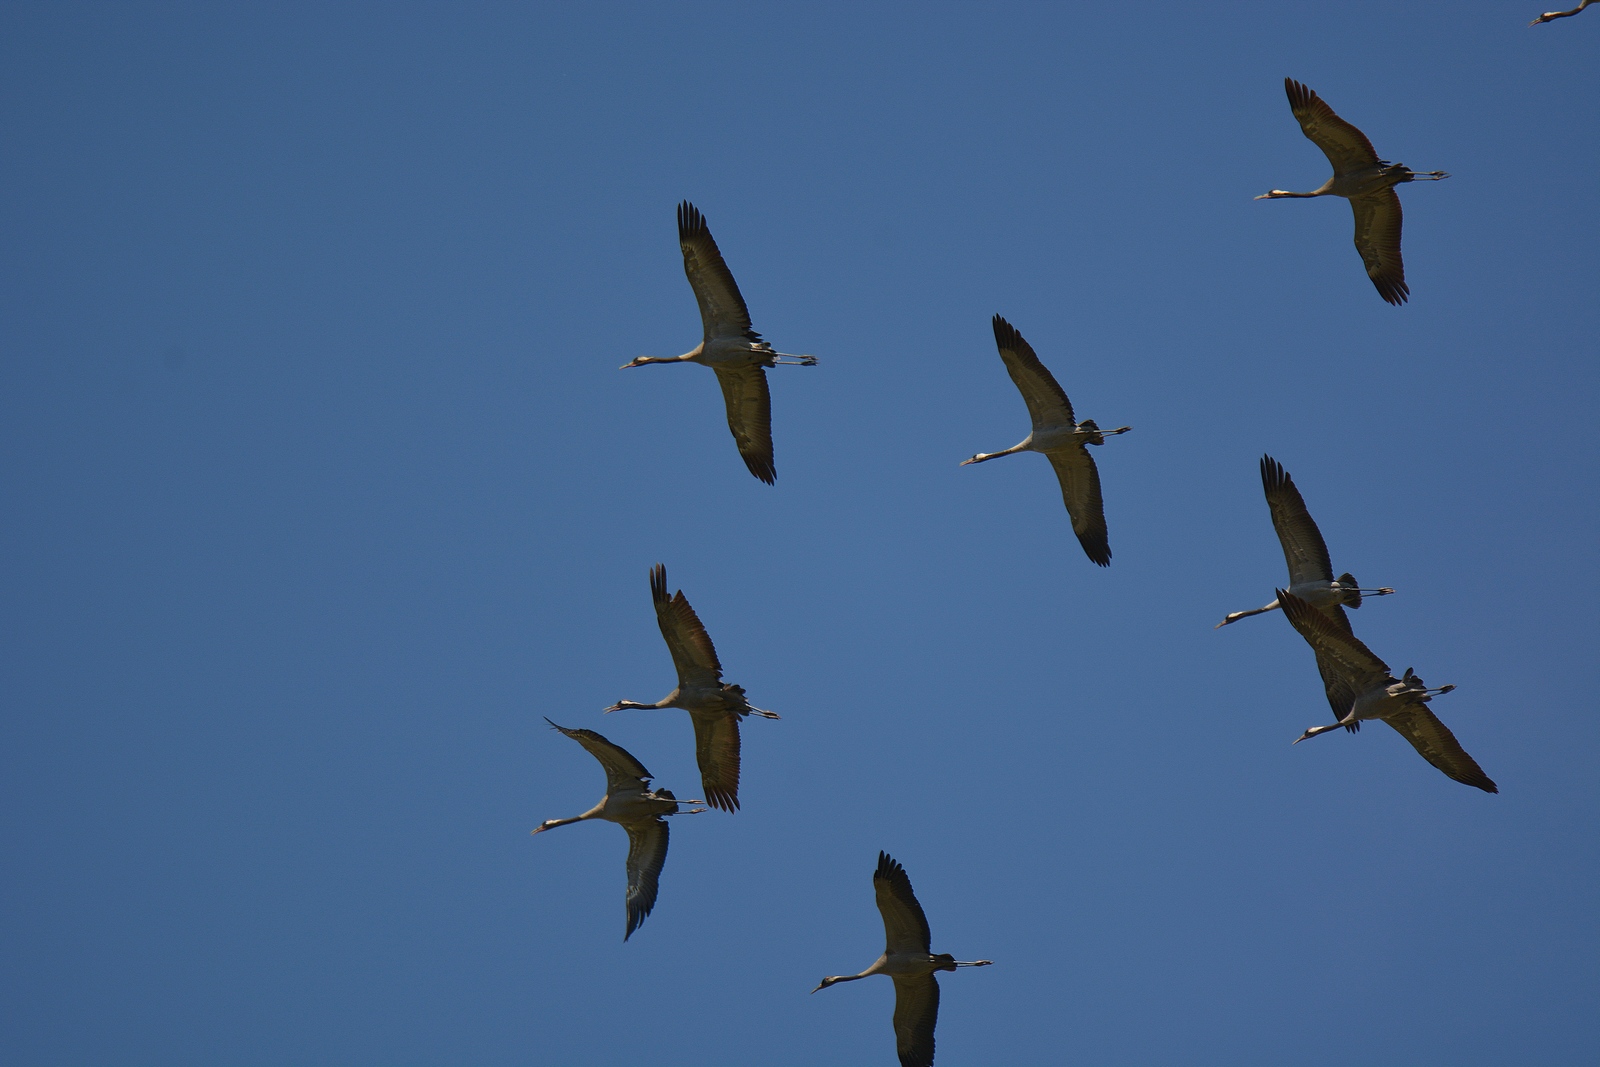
[691,709,742,813]
[623,816,670,940]
[1260,456,1334,587]
[874,851,933,955]
[1279,590,1392,694]
[678,201,758,344]
[1046,447,1112,567]
[1284,78,1380,175]
[546,719,654,793]
[891,974,940,1067]
[1383,708,1498,793]
[991,315,1075,431]
[650,564,724,690]
[713,363,776,484]
[1350,190,1408,306]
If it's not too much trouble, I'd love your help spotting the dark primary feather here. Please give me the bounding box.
[545,718,654,792]
[1284,78,1380,175]
[713,363,776,484]
[991,315,1075,430]
[623,817,670,939]
[1351,190,1409,305]
[874,851,933,955]
[1279,590,1392,690]
[690,707,743,813]
[1383,709,1499,793]
[650,563,723,690]
[892,974,940,1067]
[1260,455,1335,588]
[1046,449,1111,567]
[677,201,758,343]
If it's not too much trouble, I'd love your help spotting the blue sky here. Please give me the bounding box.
[2,3,1596,1064]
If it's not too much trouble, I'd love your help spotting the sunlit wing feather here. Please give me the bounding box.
[690,708,742,813]
[1284,78,1380,175]
[1279,590,1392,696]
[623,817,670,940]
[678,201,759,343]
[650,564,723,690]
[874,851,933,955]
[891,974,940,1067]
[1046,447,1111,567]
[1260,455,1335,587]
[1383,708,1499,793]
[991,315,1075,431]
[546,719,653,794]
[713,363,776,485]
[1351,190,1408,306]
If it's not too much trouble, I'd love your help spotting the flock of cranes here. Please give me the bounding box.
[523,56,1564,1062]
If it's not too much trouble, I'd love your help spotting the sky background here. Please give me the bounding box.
[2,3,1596,1064]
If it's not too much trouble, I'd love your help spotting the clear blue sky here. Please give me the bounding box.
[2,3,1596,1064]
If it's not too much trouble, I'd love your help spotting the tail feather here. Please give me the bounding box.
[1338,573,1362,609]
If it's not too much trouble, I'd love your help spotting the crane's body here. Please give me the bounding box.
[531,719,705,939]
[606,564,779,813]
[623,201,816,485]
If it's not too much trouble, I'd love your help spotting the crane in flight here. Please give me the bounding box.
[1279,591,1498,793]
[1531,1,1594,23]
[623,202,817,484]
[813,852,992,1067]
[530,719,705,940]
[961,315,1130,566]
[606,564,780,812]
[1257,78,1448,305]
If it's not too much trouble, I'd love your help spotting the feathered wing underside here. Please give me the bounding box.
[1285,77,1380,175]
[677,201,758,344]
[991,315,1075,431]
[1046,447,1111,567]
[546,719,654,793]
[650,564,723,690]
[1279,591,1392,698]
[691,709,742,812]
[623,817,670,939]
[1383,708,1498,793]
[891,974,940,1067]
[1351,190,1408,305]
[874,852,933,955]
[713,363,776,484]
[1260,456,1335,587]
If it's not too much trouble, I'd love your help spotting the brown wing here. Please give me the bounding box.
[991,315,1075,431]
[1260,456,1335,588]
[622,817,670,940]
[1284,78,1381,175]
[1351,190,1408,306]
[712,363,775,484]
[690,708,742,813]
[1383,707,1499,793]
[678,201,759,344]
[890,974,939,1067]
[545,719,654,794]
[1046,447,1111,567]
[874,851,933,955]
[1279,590,1393,697]
[649,564,723,691]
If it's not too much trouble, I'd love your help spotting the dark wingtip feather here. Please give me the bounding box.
[1079,536,1112,567]
[742,454,777,484]
[677,200,706,242]
[1376,276,1410,305]
[650,563,668,605]
[1259,454,1291,496]
[991,314,1022,353]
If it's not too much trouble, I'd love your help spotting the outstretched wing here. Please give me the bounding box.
[1260,455,1335,588]
[991,315,1075,431]
[1279,590,1392,700]
[1046,447,1112,567]
[690,709,742,813]
[650,564,723,690]
[874,851,933,955]
[623,817,670,940]
[1383,708,1498,793]
[1313,646,1363,731]
[545,718,653,793]
[891,974,940,1067]
[712,363,776,484]
[678,201,760,344]
[1284,78,1381,175]
[1351,190,1408,306]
